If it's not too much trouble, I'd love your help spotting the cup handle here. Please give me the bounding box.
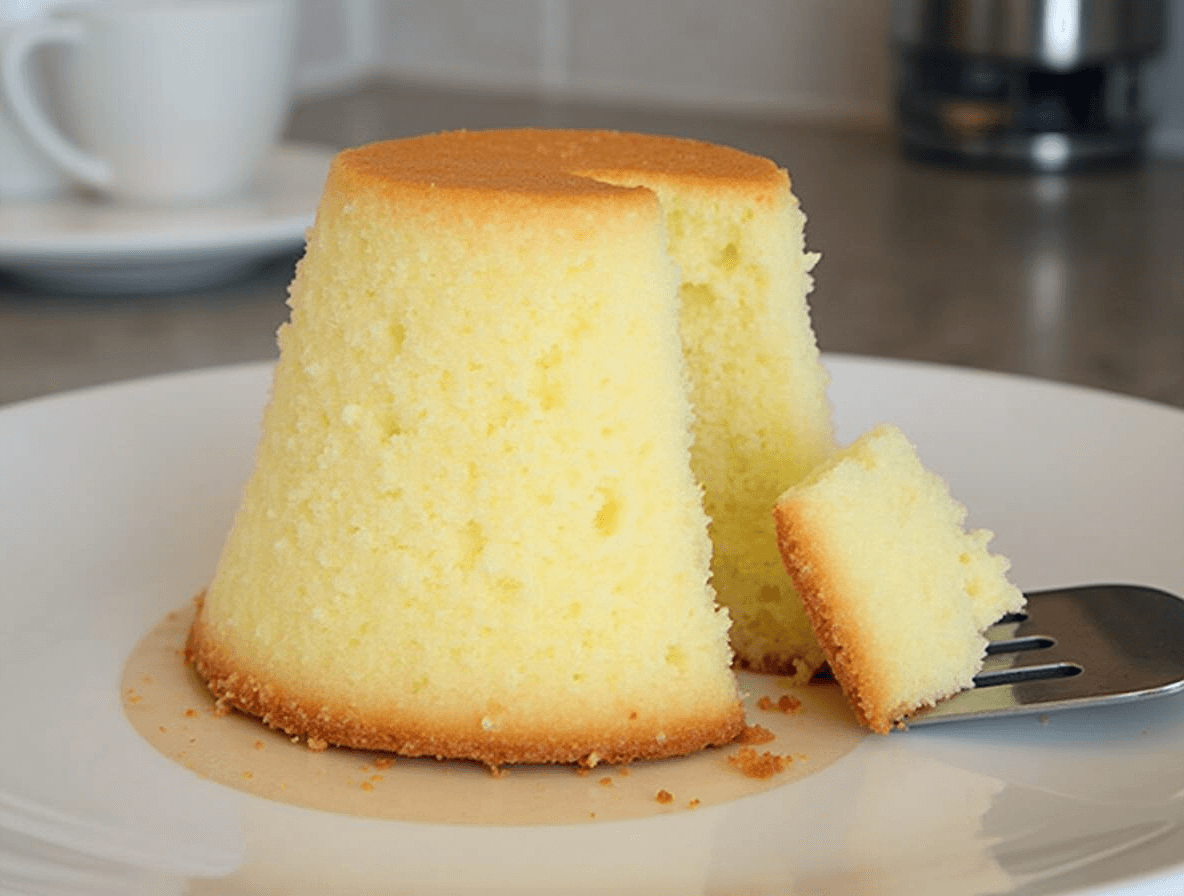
[1,19,111,190]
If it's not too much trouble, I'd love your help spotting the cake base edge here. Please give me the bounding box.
[184,594,746,768]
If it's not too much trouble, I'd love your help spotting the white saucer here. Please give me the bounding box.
[0,142,334,294]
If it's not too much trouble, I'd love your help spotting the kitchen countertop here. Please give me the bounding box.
[2,79,1182,410]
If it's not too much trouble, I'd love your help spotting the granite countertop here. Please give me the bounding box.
[2,80,1182,410]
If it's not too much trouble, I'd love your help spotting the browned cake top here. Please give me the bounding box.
[333,128,788,201]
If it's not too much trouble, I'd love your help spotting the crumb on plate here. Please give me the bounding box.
[736,723,775,744]
[757,694,802,714]
[728,747,792,779]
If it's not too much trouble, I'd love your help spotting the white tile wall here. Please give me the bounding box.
[375,0,552,94]
[294,0,893,121]
[294,0,1184,154]
[292,0,377,93]
[562,1,891,119]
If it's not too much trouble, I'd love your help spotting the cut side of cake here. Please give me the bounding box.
[549,131,837,679]
[615,160,836,680]
[771,424,1025,733]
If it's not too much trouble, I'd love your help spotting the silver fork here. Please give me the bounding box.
[908,584,1184,726]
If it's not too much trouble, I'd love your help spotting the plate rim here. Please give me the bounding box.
[3,354,1184,896]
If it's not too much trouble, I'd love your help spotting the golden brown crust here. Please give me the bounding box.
[186,595,744,768]
[771,503,899,734]
[334,128,788,202]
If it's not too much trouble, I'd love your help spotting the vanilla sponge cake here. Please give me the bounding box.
[772,424,1025,733]
[188,128,835,766]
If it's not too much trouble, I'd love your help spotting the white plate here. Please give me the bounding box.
[0,142,333,294]
[2,354,1184,895]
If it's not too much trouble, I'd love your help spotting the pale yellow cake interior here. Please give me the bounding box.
[189,129,837,765]
[567,145,835,679]
[653,178,834,679]
[772,423,1025,733]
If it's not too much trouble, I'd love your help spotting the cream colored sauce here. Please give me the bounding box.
[122,603,865,826]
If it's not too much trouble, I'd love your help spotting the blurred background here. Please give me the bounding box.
[289,0,1184,157]
[2,0,1182,412]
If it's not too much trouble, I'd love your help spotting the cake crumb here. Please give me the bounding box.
[757,694,801,714]
[307,736,328,752]
[728,747,792,779]
[242,771,254,780]
[254,740,265,750]
[158,726,168,734]
[487,765,507,779]
[736,723,775,744]
[655,789,674,804]
[374,757,394,770]
[688,799,701,809]
[361,781,374,792]
[599,777,613,787]
[575,766,592,777]
[617,765,631,777]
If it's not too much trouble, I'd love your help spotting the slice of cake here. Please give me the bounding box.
[772,424,1025,733]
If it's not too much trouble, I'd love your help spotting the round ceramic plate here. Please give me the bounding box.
[0,143,333,294]
[1,355,1183,895]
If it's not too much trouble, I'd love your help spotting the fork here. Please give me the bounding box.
[908,584,1184,726]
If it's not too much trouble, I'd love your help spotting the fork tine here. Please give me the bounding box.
[908,584,1184,726]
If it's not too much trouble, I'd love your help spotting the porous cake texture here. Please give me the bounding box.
[189,128,840,766]
[509,129,836,677]
[772,424,1025,733]
[632,152,836,679]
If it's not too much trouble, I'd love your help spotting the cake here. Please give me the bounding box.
[188,128,835,767]
[429,130,834,679]
[771,424,1025,733]
[644,138,836,678]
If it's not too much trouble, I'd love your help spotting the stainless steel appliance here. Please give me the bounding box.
[891,0,1166,170]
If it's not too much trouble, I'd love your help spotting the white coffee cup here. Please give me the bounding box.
[1,0,296,205]
[0,0,68,199]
